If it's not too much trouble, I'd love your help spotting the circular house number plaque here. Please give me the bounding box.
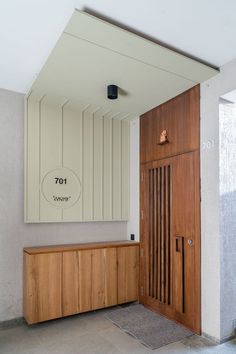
[41,168,81,208]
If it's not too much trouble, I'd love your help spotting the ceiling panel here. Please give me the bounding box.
[30,10,218,118]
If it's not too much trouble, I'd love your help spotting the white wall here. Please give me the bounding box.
[0,88,127,322]
[201,58,236,341]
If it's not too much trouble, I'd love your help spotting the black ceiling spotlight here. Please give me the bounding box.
[107,85,118,100]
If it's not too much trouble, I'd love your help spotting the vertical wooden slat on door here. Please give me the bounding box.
[149,169,153,297]
[157,167,161,300]
[165,166,171,305]
[147,164,171,304]
[153,168,157,299]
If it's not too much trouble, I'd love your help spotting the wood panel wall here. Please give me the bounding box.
[25,97,130,222]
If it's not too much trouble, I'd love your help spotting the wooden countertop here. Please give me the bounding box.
[24,240,139,255]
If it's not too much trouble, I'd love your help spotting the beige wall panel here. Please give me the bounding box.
[83,110,93,220]
[103,118,112,220]
[25,100,130,222]
[112,119,122,219]
[40,100,62,221]
[93,113,103,220]
[62,106,83,220]
[26,98,40,221]
[121,120,130,219]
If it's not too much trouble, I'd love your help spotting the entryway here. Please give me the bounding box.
[140,85,201,334]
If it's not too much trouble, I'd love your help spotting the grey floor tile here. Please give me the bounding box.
[0,311,235,354]
[99,326,152,354]
[154,341,199,354]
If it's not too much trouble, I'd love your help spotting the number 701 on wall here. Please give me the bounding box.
[54,177,67,185]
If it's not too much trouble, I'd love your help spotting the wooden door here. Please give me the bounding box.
[118,246,139,303]
[140,151,200,333]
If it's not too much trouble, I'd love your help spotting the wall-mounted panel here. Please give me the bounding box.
[25,97,130,223]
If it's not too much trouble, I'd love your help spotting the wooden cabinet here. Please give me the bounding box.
[23,241,139,324]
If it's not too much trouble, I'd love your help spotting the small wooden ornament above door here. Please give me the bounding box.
[158,129,169,145]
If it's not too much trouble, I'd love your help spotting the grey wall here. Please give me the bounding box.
[0,88,127,321]
[219,100,236,339]
[201,58,236,341]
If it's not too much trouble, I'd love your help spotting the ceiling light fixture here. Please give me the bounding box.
[107,85,118,100]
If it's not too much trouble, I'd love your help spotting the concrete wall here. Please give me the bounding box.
[201,58,236,341]
[219,99,236,339]
[0,88,127,321]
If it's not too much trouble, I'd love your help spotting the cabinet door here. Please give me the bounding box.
[118,246,139,303]
[24,252,62,324]
[92,248,117,310]
[78,248,118,312]
[91,248,106,309]
[92,248,118,309]
[104,247,117,307]
[62,251,79,316]
[78,250,92,312]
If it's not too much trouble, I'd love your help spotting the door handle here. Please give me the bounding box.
[175,236,184,253]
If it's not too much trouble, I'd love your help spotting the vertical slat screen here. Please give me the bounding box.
[25,97,130,222]
[148,165,171,305]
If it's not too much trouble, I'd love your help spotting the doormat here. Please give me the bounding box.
[105,304,194,350]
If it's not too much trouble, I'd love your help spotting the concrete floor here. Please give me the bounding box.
[0,308,235,354]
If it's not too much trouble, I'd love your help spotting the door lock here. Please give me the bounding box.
[187,239,193,245]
